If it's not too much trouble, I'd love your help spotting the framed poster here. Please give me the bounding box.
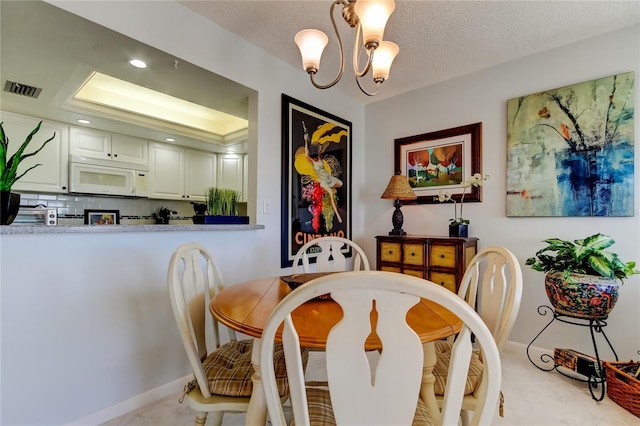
[281,94,352,268]
[394,123,482,204]
[507,72,635,216]
[84,209,120,225]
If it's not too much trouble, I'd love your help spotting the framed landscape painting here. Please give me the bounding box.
[507,72,635,216]
[281,94,352,268]
[394,123,482,204]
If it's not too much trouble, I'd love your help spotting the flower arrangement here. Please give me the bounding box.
[436,173,489,226]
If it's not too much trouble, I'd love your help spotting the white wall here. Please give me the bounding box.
[0,1,365,425]
[364,25,640,360]
[1,2,638,424]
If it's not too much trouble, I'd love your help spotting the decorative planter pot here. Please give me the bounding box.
[544,271,620,319]
[203,215,250,225]
[0,192,20,225]
[449,223,468,237]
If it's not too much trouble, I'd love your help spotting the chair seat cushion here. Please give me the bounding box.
[203,339,289,397]
[432,340,483,396]
[291,388,435,425]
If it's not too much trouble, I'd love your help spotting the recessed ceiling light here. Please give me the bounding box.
[77,119,91,124]
[165,137,175,142]
[129,59,147,69]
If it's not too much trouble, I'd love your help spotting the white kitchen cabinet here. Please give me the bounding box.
[185,149,217,201]
[70,127,148,166]
[217,154,244,200]
[148,142,216,201]
[1,110,69,193]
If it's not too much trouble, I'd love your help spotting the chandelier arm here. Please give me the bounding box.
[308,0,348,90]
[355,74,380,97]
[352,23,373,78]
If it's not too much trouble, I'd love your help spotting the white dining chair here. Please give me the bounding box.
[427,245,523,425]
[167,242,290,426]
[260,270,502,425]
[291,236,370,274]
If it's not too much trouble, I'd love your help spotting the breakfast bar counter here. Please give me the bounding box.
[0,224,264,234]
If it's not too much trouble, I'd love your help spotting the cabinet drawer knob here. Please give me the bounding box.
[388,250,392,254]
[440,254,445,258]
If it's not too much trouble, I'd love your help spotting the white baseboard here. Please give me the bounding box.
[505,339,551,357]
[66,375,191,426]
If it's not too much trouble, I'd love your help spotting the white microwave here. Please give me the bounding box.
[69,156,149,197]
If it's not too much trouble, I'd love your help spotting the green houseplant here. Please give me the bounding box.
[0,121,56,225]
[206,187,240,216]
[526,233,639,318]
[198,187,248,225]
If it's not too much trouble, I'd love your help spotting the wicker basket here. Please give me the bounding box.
[604,361,640,417]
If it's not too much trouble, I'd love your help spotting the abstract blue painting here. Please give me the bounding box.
[507,72,635,216]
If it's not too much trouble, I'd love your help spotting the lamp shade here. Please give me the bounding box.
[295,29,329,72]
[381,174,417,200]
[372,41,399,82]
[354,0,396,46]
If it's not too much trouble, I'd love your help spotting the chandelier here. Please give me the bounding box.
[294,0,398,96]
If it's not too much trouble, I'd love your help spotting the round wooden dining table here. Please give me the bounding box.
[210,274,463,425]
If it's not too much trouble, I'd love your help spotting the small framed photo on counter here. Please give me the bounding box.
[84,209,120,225]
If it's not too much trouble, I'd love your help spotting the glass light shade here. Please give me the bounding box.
[372,41,399,81]
[294,29,329,72]
[354,0,395,46]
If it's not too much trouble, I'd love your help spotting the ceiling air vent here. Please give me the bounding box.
[4,80,42,98]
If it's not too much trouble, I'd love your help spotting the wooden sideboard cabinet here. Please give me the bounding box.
[375,235,478,292]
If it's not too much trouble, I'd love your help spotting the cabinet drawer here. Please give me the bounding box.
[403,268,425,279]
[380,242,401,263]
[429,272,457,292]
[403,243,424,266]
[430,245,456,268]
[380,265,402,273]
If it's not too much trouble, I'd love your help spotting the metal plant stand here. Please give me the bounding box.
[526,305,619,401]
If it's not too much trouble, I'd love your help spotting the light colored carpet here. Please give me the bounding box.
[101,342,639,425]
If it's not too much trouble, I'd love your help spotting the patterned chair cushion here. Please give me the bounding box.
[202,339,291,397]
[291,387,434,426]
[432,340,483,396]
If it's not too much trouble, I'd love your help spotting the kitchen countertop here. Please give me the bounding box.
[0,224,265,234]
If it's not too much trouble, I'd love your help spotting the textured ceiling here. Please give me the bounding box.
[182,0,640,103]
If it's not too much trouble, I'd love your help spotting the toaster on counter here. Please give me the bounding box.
[14,205,57,226]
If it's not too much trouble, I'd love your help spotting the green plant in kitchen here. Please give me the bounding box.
[0,121,56,191]
[152,206,177,224]
[526,233,639,284]
[206,187,240,216]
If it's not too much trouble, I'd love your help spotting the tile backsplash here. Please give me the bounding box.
[17,192,246,225]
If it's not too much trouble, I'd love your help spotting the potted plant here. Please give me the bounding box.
[204,187,249,224]
[152,206,177,224]
[526,233,639,318]
[0,121,56,225]
[435,173,489,237]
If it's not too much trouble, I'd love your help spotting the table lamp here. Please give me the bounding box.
[380,173,417,235]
